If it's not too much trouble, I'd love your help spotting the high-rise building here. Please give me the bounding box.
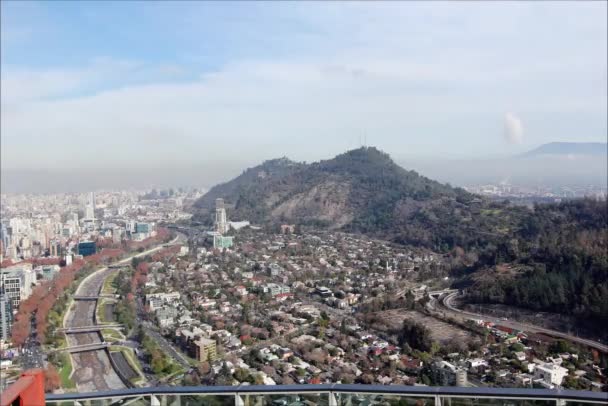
[0,265,35,309]
[0,224,9,255]
[0,289,13,342]
[135,222,150,234]
[89,192,96,210]
[213,234,233,249]
[194,337,217,362]
[41,265,60,281]
[85,192,96,220]
[49,239,61,257]
[112,227,123,243]
[214,198,228,234]
[85,205,95,220]
[77,241,97,257]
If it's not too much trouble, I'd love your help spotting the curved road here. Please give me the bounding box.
[63,235,182,391]
[441,292,607,353]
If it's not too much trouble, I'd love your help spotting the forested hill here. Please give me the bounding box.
[193,156,306,218]
[464,199,608,323]
[192,147,474,231]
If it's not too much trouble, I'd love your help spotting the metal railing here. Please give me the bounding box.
[45,384,608,406]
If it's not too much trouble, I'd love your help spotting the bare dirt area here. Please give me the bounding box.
[70,350,125,392]
[370,309,474,345]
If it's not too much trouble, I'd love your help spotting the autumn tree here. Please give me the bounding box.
[44,365,61,392]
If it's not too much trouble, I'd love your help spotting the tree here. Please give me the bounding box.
[404,290,416,310]
[430,341,441,356]
[44,365,61,392]
[551,340,571,355]
[398,320,432,352]
[10,316,30,347]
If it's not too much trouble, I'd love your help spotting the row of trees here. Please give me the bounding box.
[11,247,128,346]
[11,228,174,347]
[11,258,87,346]
[135,327,180,376]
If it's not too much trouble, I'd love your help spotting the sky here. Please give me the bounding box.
[1,1,607,187]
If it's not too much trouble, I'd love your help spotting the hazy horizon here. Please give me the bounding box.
[2,146,606,194]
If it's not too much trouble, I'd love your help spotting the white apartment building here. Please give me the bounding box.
[146,292,181,311]
[534,362,569,388]
[0,264,35,309]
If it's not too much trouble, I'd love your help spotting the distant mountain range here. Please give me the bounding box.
[522,142,607,157]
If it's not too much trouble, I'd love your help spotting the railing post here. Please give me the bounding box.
[151,395,160,406]
[556,399,566,406]
[329,391,338,406]
[434,395,442,406]
[236,394,245,406]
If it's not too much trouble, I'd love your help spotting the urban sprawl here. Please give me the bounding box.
[0,190,605,394]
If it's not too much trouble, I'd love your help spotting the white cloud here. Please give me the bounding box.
[1,2,606,168]
[0,58,143,104]
[504,113,524,145]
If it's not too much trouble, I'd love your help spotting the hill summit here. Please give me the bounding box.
[193,147,474,238]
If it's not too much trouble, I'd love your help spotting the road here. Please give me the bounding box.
[20,337,44,370]
[19,314,45,370]
[63,235,182,392]
[140,321,191,369]
[441,292,608,353]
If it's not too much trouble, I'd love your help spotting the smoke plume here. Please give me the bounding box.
[504,112,524,144]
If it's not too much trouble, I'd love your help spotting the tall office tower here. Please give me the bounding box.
[89,192,96,210]
[85,205,94,220]
[0,265,35,308]
[49,239,61,257]
[85,192,96,220]
[0,288,13,342]
[0,224,8,255]
[214,198,228,234]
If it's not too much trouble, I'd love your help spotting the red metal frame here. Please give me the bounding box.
[0,369,45,406]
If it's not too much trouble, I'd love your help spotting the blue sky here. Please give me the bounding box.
[1,1,606,170]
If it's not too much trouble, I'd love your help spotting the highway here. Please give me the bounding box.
[440,292,608,354]
[62,235,182,392]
